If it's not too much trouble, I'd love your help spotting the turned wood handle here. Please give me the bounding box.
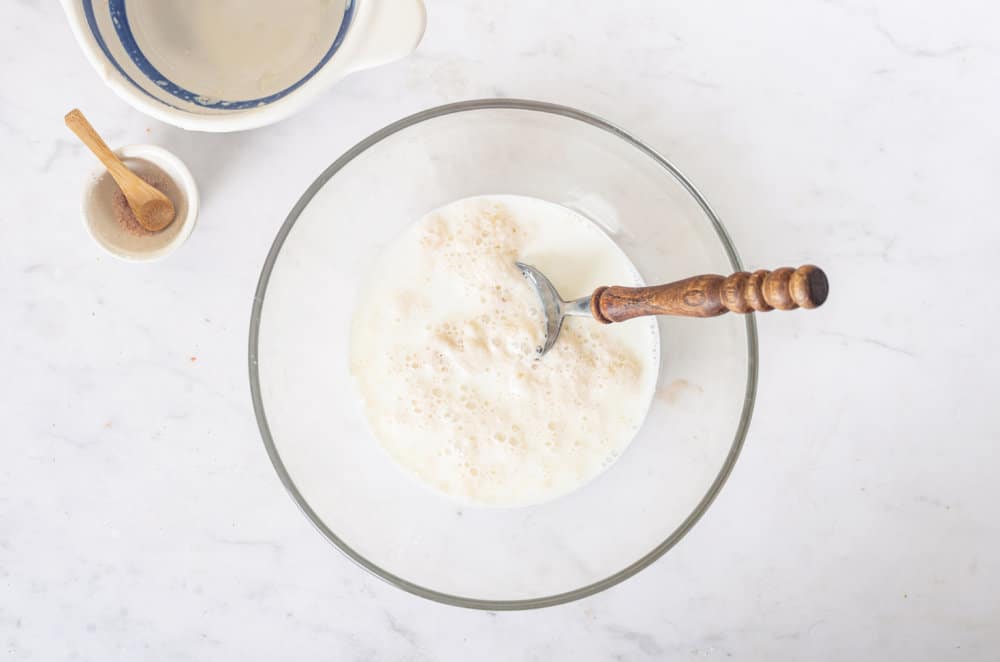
[591,265,828,323]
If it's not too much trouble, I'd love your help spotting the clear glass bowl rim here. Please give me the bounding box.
[248,98,759,610]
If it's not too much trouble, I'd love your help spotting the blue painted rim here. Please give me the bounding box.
[82,0,355,110]
[82,0,185,110]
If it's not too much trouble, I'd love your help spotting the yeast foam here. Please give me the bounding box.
[350,195,659,507]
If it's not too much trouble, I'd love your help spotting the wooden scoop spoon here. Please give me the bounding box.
[65,109,175,232]
[517,263,828,356]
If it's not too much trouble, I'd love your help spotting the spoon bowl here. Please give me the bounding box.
[515,261,594,356]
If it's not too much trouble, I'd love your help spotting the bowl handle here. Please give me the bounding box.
[344,0,427,74]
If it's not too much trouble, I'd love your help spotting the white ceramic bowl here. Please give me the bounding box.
[82,144,198,261]
[61,0,426,132]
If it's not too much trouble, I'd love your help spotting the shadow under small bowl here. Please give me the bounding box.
[83,144,198,262]
[250,99,758,609]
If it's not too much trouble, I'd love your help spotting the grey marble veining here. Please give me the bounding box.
[2,0,998,659]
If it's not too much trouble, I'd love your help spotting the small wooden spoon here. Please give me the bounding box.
[65,109,175,232]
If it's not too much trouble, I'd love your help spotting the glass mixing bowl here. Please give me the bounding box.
[249,99,757,609]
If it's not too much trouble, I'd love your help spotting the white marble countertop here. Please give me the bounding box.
[3,1,998,659]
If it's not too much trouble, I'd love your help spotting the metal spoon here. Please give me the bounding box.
[516,262,828,356]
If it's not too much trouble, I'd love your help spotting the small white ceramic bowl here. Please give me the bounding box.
[82,144,198,262]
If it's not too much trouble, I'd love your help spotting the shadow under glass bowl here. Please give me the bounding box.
[249,99,758,610]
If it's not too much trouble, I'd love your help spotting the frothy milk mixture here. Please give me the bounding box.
[350,196,659,506]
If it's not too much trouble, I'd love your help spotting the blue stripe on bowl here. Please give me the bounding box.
[82,0,186,110]
[84,0,355,111]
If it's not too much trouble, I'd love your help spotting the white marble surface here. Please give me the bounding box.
[3,0,999,659]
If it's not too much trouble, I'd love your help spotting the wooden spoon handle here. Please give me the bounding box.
[64,109,130,179]
[591,265,828,323]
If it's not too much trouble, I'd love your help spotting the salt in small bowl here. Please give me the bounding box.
[82,144,198,261]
